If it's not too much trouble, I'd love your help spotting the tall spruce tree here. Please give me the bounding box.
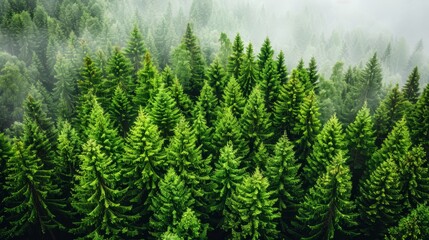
[192,109,213,159]
[223,168,280,239]
[149,168,194,238]
[221,76,246,119]
[296,59,312,93]
[303,114,347,187]
[125,24,146,76]
[402,66,420,103]
[238,43,258,97]
[259,58,280,113]
[133,51,160,109]
[276,51,288,86]
[358,53,383,112]
[109,84,133,137]
[206,58,227,100]
[293,152,358,239]
[265,134,303,235]
[71,139,136,238]
[169,77,193,118]
[228,33,244,80]
[409,83,429,158]
[193,81,218,127]
[386,204,429,240]
[307,57,319,90]
[257,37,274,75]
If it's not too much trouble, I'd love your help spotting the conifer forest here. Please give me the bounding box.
[1,0,429,239]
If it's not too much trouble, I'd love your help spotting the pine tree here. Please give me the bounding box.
[257,37,274,75]
[2,141,64,239]
[77,55,102,109]
[71,139,136,238]
[221,76,246,119]
[125,24,146,75]
[207,58,227,100]
[149,168,195,238]
[294,152,358,239]
[386,204,429,240]
[241,86,273,162]
[174,208,208,240]
[217,32,232,70]
[400,146,429,210]
[228,33,244,80]
[368,117,411,175]
[265,134,303,234]
[345,103,376,197]
[211,143,246,226]
[212,107,248,159]
[259,58,280,112]
[193,81,218,127]
[149,84,181,140]
[276,51,288,86]
[252,141,270,172]
[133,51,160,109]
[273,69,305,140]
[109,85,133,137]
[294,90,322,165]
[0,133,12,215]
[303,114,347,187]
[307,57,319,90]
[296,59,312,92]
[373,85,408,146]
[238,43,258,97]
[409,84,429,157]
[358,53,383,112]
[192,109,213,160]
[402,66,420,103]
[53,53,76,119]
[358,159,404,238]
[223,168,280,239]
[122,108,165,204]
[169,78,193,118]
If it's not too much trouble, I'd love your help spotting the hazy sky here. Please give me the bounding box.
[264,0,429,51]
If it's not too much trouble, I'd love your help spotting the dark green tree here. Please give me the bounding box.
[125,24,146,75]
[294,90,322,165]
[192,108,213,160]
[386,204,429,240]
[257,37,274,75]
[303,114,347,187]
[358,159,404,238]
[345,103,376,197]
[373,85,408,146]
[358,53,383,112]
[402,66,420,103]
[109,85,133,137]
[133,52,160,109]
[169,78,193,118]
[265,134,303,234]
[149,84,181,140]
[259,58,280,112]
[149,168,194,238]
[2,141,64,239]
[207,58,227,100]
[307,57,319,90]
[409,84,429,157]
[223,168,280,239]
[71,139,136,238]
[77,55,102,106]
[221,76,246,119]
[276,51,288,86]
[238,43,258,97]
[193,81,218,127]
[228,33,244,80]
[273,69,305,140]
[296,59,312,92]
[53,53,77,119]
[294,152,358,239]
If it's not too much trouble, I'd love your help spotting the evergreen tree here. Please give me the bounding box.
[402,66,420,103]
[221,76,246,119]
[193,81,218,127]
[373,85,408,146]
[211,143,246,226]
[71,139,136,238]
[212,107,249,159]
[223,168,280,239]
[294,90,322,166]
[77,55,102,108]
[409,84,429,157]
[149,84,181,140]
[0,133,12,214]
[53,53,76,119]
[265,134,303,234]
[303,114,347,187]
[276,51,288,86]
[109,85,133,137]
[207,58,227,100]
[217,32,232,70]
[238,43,258,97]
[174,208,208,240]
[294,152,358,239]
[400,146,429,209]
[241,86,273,162]
[368,117,411,175]
[149,168,194,238]
[133,51,160,109]
[273,69,305,140]
[2,141,64,239]
[307,57,319,90]
[358,159,404,238]
[228,33,244,80]
[257,37,274,75]
[169,78,193,118]
[386,204,429,240]
[125,24,146,75]
[192,109,213,160]
[296,59,312,92]
[259,58,280,112]
[345,103,376,197]
[358,53,383,112]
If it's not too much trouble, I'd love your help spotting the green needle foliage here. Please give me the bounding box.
[221,76,246,120]
[402,66,420,104]
[193,81,218,127]
[294,152,358,240]
[109,84,133,137]
[386,204,429,240]
[409,83,429,157]
[228,33,244,80]
[238,43,258,98]
[125,24,146,75]
[276,51,288,86]
[207,58,227,100]
[223,168,280,240]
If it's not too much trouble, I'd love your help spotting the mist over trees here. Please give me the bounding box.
[0,0,428,239]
